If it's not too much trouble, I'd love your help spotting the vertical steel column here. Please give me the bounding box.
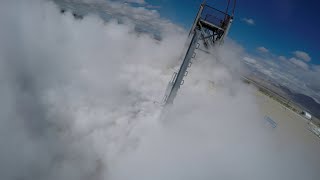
[164,29,201,105]
[220,17,233,45]
[189,3,204,36]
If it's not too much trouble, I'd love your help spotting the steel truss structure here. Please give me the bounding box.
[163,0,236,105]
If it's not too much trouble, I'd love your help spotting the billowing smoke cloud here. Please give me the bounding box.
[0,1,183,179]
[0,0,319,180]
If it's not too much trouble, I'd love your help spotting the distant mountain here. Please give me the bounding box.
[291,94,320,118]
[278,85,320,118]
[246,71,320,119]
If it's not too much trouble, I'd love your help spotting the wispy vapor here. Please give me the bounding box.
[241,17,255,25]
[293,50,311,62]
[290,57,309,70]
[257,46,269,53]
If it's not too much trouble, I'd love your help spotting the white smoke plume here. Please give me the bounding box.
[0,0,319,180]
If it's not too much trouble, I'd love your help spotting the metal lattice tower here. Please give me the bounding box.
[163,0,236,105]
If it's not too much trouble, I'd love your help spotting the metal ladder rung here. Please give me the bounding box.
[196,43,200,49]
[180,80,185,85]
[170,72,178,83]
[184,71,189,77]
[192,52,197,58]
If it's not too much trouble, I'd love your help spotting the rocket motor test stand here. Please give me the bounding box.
[162,0,236,105]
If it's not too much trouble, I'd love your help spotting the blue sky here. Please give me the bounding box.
[145,0,319,65]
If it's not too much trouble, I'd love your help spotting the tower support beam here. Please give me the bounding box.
[164,30,201,105]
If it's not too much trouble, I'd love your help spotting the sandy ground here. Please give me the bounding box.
[252,91,320,179]
[256,91,320,144]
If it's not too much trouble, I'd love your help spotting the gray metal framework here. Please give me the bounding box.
[163,0,236,105]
